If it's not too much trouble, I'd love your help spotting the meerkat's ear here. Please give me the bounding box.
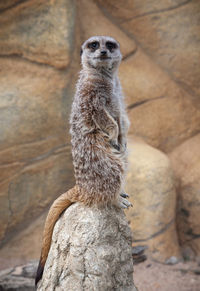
[80,48,83,56]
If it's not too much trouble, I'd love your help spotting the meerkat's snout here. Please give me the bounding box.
[100,50,107,56]
[100,50,109,59]
[99,49,111,60]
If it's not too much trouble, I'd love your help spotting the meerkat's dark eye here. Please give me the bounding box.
[106,41,117,51]
[88,41,99,50]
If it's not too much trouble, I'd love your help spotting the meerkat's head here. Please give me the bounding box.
[80,36,122,74]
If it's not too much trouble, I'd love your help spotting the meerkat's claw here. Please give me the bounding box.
[118,196,133,209]
[110,140,120,151]
[120,193,129,198]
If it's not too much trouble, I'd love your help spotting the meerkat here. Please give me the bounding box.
[35,36,131,286]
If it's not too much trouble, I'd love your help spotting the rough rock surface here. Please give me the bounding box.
[169,134,200,260]
[37,203,136,291]
[125,138,181,262]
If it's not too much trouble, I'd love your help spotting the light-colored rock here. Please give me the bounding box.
[169,134,200,259]
[125,138,181,262]
[37,203,136,291]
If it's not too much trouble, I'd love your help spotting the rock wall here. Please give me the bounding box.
[0,0,200,263]
[0,0,77,244]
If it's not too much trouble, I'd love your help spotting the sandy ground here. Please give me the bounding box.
[0,212,200,290]
[134,259,200,291]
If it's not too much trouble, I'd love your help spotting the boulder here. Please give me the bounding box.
[37,203,136,291]
[125,138,181,262]
[169,134,200,260]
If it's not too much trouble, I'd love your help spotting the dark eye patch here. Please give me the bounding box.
[88,41,100,50]
[106,41,117,51]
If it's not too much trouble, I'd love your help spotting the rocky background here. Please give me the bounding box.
[0,0,200,270]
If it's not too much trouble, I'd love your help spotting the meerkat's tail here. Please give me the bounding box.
[35,188,78,286]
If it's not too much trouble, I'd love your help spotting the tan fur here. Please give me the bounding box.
[36,36,130,285]
[39,187,78,266]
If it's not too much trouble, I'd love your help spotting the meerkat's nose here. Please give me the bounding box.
[100,50,107,56]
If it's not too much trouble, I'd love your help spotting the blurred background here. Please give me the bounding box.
[0,0,200,287]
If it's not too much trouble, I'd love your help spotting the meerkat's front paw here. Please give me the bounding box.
[118,196,133,209]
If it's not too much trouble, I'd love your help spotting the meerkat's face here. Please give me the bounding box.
[81,36,122,72]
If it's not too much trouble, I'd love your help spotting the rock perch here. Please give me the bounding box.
[37,203,137,290]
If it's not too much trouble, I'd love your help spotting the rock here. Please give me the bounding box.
[121,0,200,97]
[0,57,76,243]
[0,261,37,291]
[0,211,47,270]
[37,203,137,291]
[0,0,75,68]
[165,256,179,265]
[169,134,200,259]
[125,138,181,262]
[0,0,79,243]
[96,0,187,23]
[120,49,200,152]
